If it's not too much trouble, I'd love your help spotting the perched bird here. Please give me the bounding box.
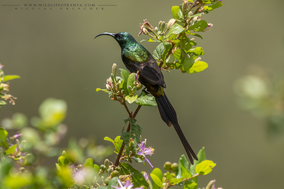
[95,32,198,164]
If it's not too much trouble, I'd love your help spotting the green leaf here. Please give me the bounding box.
[99,186,108,189]
[130,119,142,145]
[188,47,205,56]
[94,164,100,174]
[125,95,138,104]
[5,144,17,155]
[188,13,203,18]
[187,32,203,39]
[113,136,123,154]
[195,160,216,175]
[84,158,94,168]
[0,101,7,105]
[120,68,129,81]
[173,49,181,59]
[38,98,67,128]
[120,163,148,188]
[181,57,195,73]
[121,131,131,146]
[0,158,13,178]
[108,177,118,189]
[166,23,184,37]
[188,20,208,32]
[169,178,183,185]
[58,156,69,167]
[171,6,183,19]
[127,73,136,94]
[177,155,191,179]
[0,127,8,149]
[162,42,172,62]
[135,92,157,106]
[153,43,164,61]
[3,75,20,82]
[150,168,163,189]
[12,113,28,129]
[188,61,208,73]
[4,173,33,188]
[120,68,130,95]
[184,180,198,189]
[190,147,206,175]
[104,136,114,144]
[55,163,61,171]
[141,38,160,43]
[204,1,223,12]
[57,167,74,188]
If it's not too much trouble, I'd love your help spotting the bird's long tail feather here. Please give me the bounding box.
[155,92,198,164]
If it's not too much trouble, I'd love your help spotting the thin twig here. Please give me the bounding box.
[114,104,143,166]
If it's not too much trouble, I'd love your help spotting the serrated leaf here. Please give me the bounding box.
[120,163,148,188]
[171,6,183,19]
[188,61,208,74]
[0,127,8,149]
[104,136,114,144]
[135,92,157,106]
[173,49,181,59]
[125,95,138,104]
[113,136,123,154]
[121,131,131,145]
[177,155,191,179]
[3,75,20,82]
[184,180,198,189]
[166,23,184,37]
[188,20,208,32]
[195,160,216,175]
[130,119,142,145]
[153,43,164,60]
[5,144,17,155]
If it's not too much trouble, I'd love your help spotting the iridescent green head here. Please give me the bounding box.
[95,32,137,48]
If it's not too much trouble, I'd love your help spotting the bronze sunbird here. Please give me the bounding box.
[95,32,198,164]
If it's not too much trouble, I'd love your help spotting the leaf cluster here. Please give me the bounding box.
[139,0,223,74]
[0,64,20,108]
[97,66,156,106]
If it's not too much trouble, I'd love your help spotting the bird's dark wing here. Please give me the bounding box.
[138,64,166,88]
[123,49,166,88]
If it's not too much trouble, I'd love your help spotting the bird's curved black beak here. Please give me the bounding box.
[94,32,115,39]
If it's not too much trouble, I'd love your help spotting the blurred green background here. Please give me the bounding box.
[1,0,284,188]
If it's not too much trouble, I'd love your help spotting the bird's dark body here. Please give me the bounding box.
[95,32,198,164]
